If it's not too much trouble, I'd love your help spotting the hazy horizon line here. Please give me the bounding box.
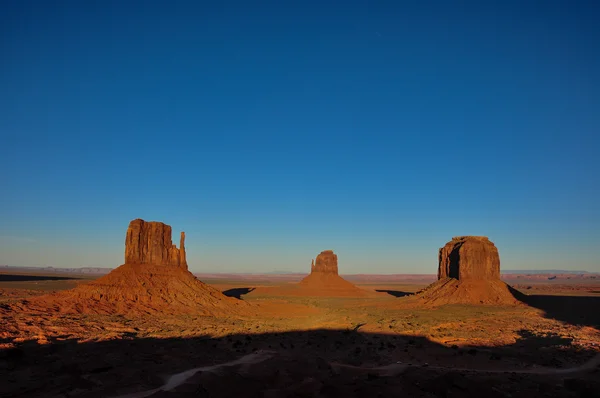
[1,264,598,275]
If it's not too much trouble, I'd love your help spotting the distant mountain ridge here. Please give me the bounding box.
[501,270,596,274]
[1,265,597,276]
[0,265,113,274]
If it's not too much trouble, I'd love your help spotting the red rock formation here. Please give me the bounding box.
[438,236,500,280]
[14,219,247,315]
[17,263,246,315]
[409,278,520,306]
[408,236,520,306]
[298,250,367,296]
[312,250,339,274]
[179,231,187,266]
[125,219,187,269]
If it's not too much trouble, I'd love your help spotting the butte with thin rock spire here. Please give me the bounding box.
[13,219,246,315]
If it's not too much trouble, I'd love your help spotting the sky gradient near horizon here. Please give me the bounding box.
[1,1,599,273]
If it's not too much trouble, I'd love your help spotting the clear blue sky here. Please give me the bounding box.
[1,1,598,273]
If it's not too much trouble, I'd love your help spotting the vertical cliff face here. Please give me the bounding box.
[179,232,187,267]
[311,250,339,274]
[438,236,500,280]
[124,219,187,269]
[15,218,250,315]
[409,236,518,306]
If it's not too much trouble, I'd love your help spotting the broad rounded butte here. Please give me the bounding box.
[408,236,520,306]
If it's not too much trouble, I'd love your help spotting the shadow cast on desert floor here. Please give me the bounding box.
[509,287,600,329]
[2,328,599,397]
[221,287,255,299]
[519,294,600,329]
[0,274,81,282]
[375,289,413,298]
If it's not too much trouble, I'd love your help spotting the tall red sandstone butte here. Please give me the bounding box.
[311,250,339,274]
[125,218,187,268]
[13,218,246,315]
[409,236,519,306]
[438,236,500,280]
[298,250,366,296]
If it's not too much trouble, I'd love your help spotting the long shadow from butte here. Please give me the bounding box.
[508,286,600,329]
[221,287,255,299]
[375,289,413,298]
[223,288,416,299]
[2,328,599,397]
[0,274,81,282]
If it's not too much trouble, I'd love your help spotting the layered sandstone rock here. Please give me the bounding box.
[408,236,520,306]
[312,250,339,274]
[14,219,246,316]
[125,219,187,268]
[438,236,500,280]
[298,250,366,296]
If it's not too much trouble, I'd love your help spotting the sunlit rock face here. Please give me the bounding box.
[124,219,187,269]
[311,250,338,275]
[438,236,500,281]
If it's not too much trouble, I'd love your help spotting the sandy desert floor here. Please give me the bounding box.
[1,271,600,397]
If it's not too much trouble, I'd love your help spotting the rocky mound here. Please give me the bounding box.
[298,250,367,296]
[18,263,245,316]
[411,278,520,306]
[411,236,520,306]
[14,219,246,316]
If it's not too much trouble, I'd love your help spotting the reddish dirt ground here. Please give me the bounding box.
[10,264,247,316]
[1,271,599,397]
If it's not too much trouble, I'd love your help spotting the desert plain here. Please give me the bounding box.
[0,220,599,398]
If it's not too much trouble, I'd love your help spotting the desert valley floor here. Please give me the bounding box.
[1,270,599,398]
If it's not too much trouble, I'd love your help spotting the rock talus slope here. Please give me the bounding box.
[14,219,246,315]
[411,236,519,306]
[298,250,366,296]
